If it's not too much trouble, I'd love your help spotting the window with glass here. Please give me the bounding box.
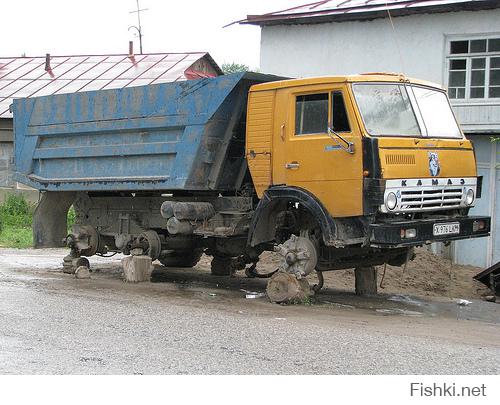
[352,83,462,139]
[295,93,328,135]
[295,91,350,135]
[447,37,500,99]
[411,86,462,138]
[331,91,350,132]
[351,84,421,137]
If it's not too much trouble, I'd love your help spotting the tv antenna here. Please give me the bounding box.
[129,0,148,54]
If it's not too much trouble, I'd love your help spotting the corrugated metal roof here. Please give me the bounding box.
[0,52,222,119]
[239,0,499,26]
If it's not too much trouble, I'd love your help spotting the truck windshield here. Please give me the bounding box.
[352,83,462,139]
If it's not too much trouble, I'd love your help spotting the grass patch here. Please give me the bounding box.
[0,193,35,248]
[300,296,314,306]
[0,226,33,248]
[0,193,34,228]
[0,193,76,249]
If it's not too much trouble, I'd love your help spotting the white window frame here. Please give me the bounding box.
[444,33,500,104]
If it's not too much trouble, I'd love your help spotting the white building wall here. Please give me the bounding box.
[453,135,497,268]
[261,9,500,83]
[261,10,500,133]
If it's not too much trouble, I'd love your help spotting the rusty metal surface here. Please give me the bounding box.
[238,0,498,26]
[0,52,222,119]
[13,73,282,192]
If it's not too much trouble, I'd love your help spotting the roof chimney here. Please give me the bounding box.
[128,41,134,57]
[45,53,51,71]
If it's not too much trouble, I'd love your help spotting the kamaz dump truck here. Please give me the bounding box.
[12,72,491,302]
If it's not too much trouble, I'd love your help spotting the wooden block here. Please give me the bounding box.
[74,266,91,279]
[122,255,152,282]
[266,271,311,304]
[355,266,378,295]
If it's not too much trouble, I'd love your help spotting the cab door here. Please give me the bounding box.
[272,85,363,218]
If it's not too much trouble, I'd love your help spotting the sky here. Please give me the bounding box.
[1,0,299,69]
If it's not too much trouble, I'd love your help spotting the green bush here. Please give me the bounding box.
[67,205,76,230]
[0,193,34,227]
[0,226,33,248]
[221,62,250,74]
[0,194,35,248]
[0,194,76,248]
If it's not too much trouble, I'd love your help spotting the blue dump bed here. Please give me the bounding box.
[13,73,280,192]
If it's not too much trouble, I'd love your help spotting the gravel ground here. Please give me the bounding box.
[0,248,499,374]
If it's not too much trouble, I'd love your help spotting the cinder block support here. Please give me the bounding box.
[33,191,76,248]
[122,255,153,282]
[355,266,378,295]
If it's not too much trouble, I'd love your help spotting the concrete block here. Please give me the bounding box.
[122,255,152,282]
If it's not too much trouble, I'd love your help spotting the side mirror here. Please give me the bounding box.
[327,127,355,155]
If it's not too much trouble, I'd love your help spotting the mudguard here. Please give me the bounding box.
[247,186,338,247]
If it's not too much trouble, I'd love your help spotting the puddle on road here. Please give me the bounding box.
[387,294,426,307]
[0,272,59,282]
[375,308,424,317]
[0,259,61,271]
[322,301,356,310]
[0,269,62,291]
[150,268,463,320]
[3,255,499,324]
[313,289,432,316]
[313,290,499,323]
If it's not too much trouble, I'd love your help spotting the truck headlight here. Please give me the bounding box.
[465,189,474,206]
[386,192,397,210]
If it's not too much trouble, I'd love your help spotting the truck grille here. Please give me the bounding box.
[380,177,477,214]
[399,187,463,211]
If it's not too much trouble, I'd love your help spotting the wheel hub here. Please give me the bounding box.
[285,252,297,265]
[274,234,318,279]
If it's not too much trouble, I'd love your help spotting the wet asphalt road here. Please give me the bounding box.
[0,248,499,374]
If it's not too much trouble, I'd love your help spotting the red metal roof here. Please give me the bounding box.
[238,0,499,26]
[0,52,222,119]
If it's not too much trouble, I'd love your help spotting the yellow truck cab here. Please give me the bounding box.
[246,73,489,272]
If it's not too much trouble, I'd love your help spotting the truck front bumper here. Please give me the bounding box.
[369,216,490,247]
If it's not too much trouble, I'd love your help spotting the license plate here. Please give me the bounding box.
[433,222,460,236]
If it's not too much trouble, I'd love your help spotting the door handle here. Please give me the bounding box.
[285,162,300,169]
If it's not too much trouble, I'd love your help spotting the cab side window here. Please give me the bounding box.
[295,93,328,135]
[331,91,350,132]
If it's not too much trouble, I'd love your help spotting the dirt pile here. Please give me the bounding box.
[245,247,490,300]
[189,246,491,299]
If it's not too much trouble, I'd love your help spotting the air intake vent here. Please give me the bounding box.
[385,154,416,165]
